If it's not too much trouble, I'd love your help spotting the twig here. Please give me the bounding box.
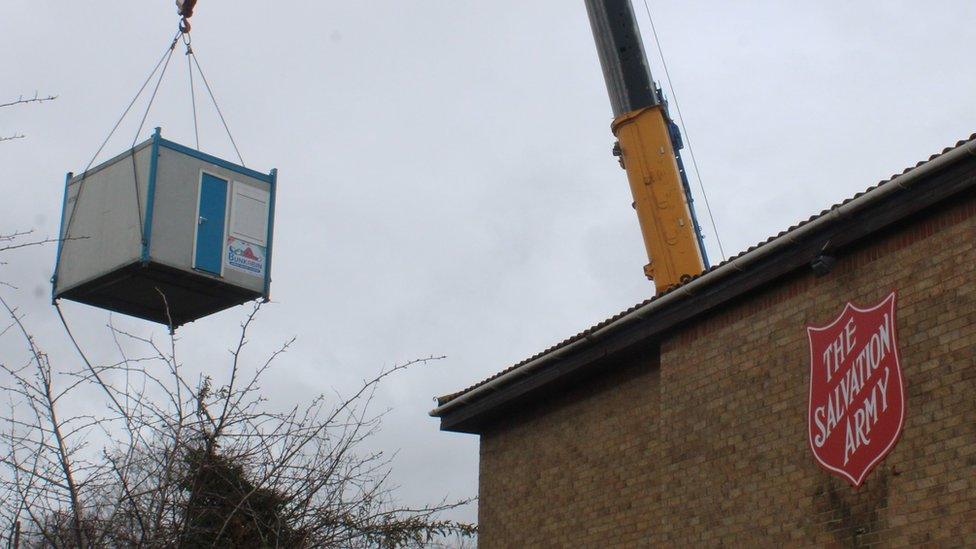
[0,93,58,110]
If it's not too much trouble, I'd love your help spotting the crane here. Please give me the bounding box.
[584,0,709,291]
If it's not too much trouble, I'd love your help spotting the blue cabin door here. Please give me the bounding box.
[194,173,228,275]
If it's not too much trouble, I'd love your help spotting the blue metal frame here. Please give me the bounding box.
[141,127,163,263]
[673,148,710,268]
[158,138,273,183]
[263,168,278,300]
[51,171,73,302]
[656,86,711,269]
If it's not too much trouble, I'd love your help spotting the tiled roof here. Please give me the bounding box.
[436,133,976,407]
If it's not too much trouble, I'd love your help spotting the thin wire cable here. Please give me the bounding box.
[126,38,177,241]
[84,31,181,173]
[184,34,200,150]
[132,42,178,147]
[63,32,181,259]
[190,53,246,166]
[640,0,727,261]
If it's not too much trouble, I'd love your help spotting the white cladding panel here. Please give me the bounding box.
[229,182,270,246]
[55,143,151,293]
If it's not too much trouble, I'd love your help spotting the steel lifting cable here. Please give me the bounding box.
[83,31,181,174]
[184,33,201,150]
[188,52,246,167]
[60,31,182,277]
[178,0,246,166]
[127,35,180,246]
[66,1,210,242]
[131,37,179,149]
[73,35,178,247]
[178,2,245,164]
[640,0,727,262]
[59,2,250,288]
[64,2,249,254]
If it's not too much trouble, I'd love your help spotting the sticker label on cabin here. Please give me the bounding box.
[226,236,265,277]
[806,291,904,487]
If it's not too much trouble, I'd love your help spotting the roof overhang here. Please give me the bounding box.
[432,135,976,434]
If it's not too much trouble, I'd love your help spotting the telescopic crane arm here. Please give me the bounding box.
[584,0,707,291]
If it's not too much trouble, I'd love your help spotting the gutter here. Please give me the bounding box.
[431,137,976,419]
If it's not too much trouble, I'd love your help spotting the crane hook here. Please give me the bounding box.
[176,0,197,33]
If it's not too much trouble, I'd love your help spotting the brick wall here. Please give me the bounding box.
[480,356,662,546]
[477,192,976,547]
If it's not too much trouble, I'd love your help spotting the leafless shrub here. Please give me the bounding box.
[0,298,475,548]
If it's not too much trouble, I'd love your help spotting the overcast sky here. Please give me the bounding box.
[2,1,974,528]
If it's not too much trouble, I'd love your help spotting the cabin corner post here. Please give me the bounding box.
[51,171,74,303]
[263,168,278,301]
[142,127,163,263]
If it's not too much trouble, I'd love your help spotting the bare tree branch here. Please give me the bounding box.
[2,92,57,143]
[0,230,85,256]
[0,93,58,110]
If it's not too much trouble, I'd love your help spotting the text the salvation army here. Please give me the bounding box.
[812,312,894,465]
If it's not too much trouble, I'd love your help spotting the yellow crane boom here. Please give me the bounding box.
[584,0,706,291]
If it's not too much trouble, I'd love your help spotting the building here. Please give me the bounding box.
[432,134,976,546]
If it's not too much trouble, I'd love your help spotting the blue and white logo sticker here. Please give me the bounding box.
[226,236,265,277]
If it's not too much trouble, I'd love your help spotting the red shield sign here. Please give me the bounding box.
[807,291,905,487]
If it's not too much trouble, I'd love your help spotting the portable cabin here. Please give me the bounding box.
[53,128,277,328]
